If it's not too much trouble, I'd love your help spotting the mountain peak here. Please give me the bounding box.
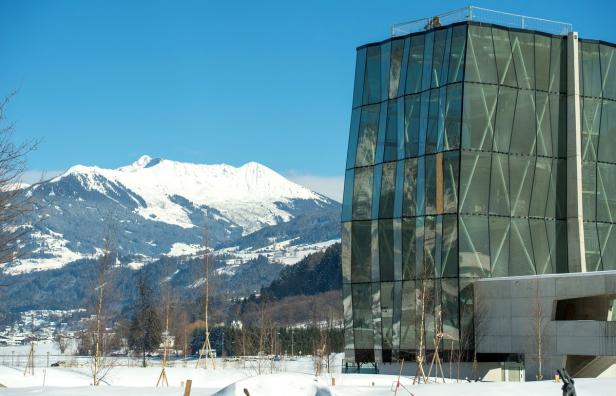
[134,155,153,167]
[118,155,163,172]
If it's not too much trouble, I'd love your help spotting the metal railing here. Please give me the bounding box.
[391,6,573,37]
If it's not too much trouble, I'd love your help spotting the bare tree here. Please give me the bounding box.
[531,278,547,380]
[471,285,488,380]
[0,92,38,273]
[90,229,116,386]
[413,262,431,384]
[53,331,70,354]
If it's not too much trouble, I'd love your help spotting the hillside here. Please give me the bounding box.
[260,243,341,300]
[3,155,340,274]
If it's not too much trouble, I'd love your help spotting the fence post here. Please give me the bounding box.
[183,379,192,396]
[47,352,50,367]
[11,351,14,367]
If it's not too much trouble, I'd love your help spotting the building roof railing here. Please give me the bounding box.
[391,6,573,37]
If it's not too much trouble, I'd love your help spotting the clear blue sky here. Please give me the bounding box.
[0,0,614,200]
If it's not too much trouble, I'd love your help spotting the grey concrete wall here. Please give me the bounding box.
[476,271,616,379]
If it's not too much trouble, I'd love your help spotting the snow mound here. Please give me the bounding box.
[213,373,332,396]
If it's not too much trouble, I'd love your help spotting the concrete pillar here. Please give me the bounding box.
[566,31,586,273]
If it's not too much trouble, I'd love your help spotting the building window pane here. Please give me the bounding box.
[548,220,568,273]
[380,43,391,104]
[389,39,405,99]
[346,108,360,169]
[489,153,510,216]
[425,155,437,215]
[581,98,601,161]
[599,100,616,163]
[597,162,616,223]
[353,166,373,220]
[431,29,447,88]
[441,214,458,277]
[551,94,567,158]
[510,31,535,89]
[462,84,497,150]
[444,83,462,150]
[399,280,416,349]
[460,151,491,214]
[363,45,381,104]
[582,161,597,222]
[405,35,425,94]
[380,282,395,349]
[547,159,567,219]
[402,218,416,280]
[549,37,566,93]
[342,222,351,283]
[352,283,374,349]
[492,27,517,87]
[536,92,552,157]
[509,219,535,276]
[510,155,536,217]
[384,101,399,163]
[342,169,354,221]
[530,219,552,274]
[465,25,497,84]
[379,220,395,281]
[353,48,367,108]
[441,278,459,342]
[404,94,421,158]
[443,151,459,213]
[584,222,602,272]
[510,90,536,155]
[423,215,437,277]
[379,162,396,218]
[493,86,517,153]
[580,41,602,98]
[343,284,354,353]
[530,157,551,218]
[459,215,490,277]
[601,44,616,100]
[356,104,380,167]
[490,217,510,277]
[448,25,466,83]
[598,223,616,271]
[535,34,551,92]
[351,221,372,283]
[421,32,434,91]
[416,157,426,216]
[402,158,417,217]
[426,89,440,154]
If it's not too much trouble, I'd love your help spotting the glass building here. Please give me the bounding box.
[342,14,616,365]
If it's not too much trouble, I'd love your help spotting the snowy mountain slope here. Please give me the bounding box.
[52,155,326,232]
[3,156,340,274]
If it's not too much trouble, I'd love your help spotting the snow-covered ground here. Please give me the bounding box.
[0,353,614,395]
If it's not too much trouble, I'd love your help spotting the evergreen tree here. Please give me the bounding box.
[128,271,162,367]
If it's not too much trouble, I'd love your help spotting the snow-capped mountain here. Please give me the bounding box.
[5,156,340,274]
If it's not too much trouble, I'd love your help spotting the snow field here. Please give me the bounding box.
[0,354,615,396]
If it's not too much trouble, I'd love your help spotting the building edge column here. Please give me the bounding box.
[566,31,586,273]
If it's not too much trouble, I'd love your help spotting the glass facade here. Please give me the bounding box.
[579,40,616,272]
[340,21,602,363]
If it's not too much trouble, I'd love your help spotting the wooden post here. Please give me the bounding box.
[394,358,404,396]
[183,379,192,396]
[23,343,35,376]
